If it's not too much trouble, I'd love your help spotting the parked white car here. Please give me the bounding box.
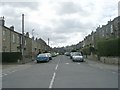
[72,52,84,62]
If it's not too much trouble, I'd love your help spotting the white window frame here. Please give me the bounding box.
[111,25,113,33]
[25,40,26,46]
[102,30,104,37]
[17,35,19,44]
[12,34,15,43]
[2,30,5,41]
[3,30,5,36]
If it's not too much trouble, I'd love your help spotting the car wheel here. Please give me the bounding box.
[37,61,39,63]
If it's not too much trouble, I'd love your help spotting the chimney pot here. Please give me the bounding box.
[10,26,14,31]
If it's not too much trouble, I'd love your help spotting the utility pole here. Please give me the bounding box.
[32,29,34,61]
[48,38,49,46]
[22,14,25,64]
[32,29,34,38]
[48,38,50,52]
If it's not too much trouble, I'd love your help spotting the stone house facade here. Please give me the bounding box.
[0,16,51,62]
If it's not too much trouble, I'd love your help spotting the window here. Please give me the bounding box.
[2,30,5,41]
[102,30,104,37]
[20,36,22,44]
[111,25,113,33]
[12,34,15,43]
[25,40,26,46]
[17,35,19,44]
[92,35,94,41]
[3,30,5,36]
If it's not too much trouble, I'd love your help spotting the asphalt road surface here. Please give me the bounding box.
[2,55,118,88]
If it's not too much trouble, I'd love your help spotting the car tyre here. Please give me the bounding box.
[37,61,39,63]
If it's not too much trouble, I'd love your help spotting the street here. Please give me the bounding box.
[2,55,118,88]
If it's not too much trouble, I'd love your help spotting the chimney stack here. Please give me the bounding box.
[26,32,29,37]
[0,16,5,26]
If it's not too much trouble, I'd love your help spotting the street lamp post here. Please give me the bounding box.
[22,14,25,64]
[48,38,50,52]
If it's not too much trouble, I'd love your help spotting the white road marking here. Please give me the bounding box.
[49,72,56,88]
[112,72,117,74]
[99,67,103,69]
[55,64,58,71]
[2,73,7,76]
[66,63,69,64]
[77,63,80,64]
[49,58,60,88]
[11,71,16,73]
[2,70,17,77]
[0,74,2,78]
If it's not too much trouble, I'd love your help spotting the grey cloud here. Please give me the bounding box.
[0,2,39,10]
[56,1,95,16]
[53,18,94,34]
[1,6,20,19]
[38,27,70,44]
[0,2,40,33]
[57,2,83,15]
[118,1,120,16]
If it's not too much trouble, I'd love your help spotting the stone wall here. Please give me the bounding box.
[100,57,120,65]
[84,55,98,61]
[86,55,120,65]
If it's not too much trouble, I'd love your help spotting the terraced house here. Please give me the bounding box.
[82,16,120,49]
[0,17,51,63]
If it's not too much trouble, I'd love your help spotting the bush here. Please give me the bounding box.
[2,52,22,63]
[82,47,91,55]
[97,38,120,56]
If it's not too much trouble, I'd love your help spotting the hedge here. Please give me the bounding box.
[82,47,91,55]
[97,38,120,56]
[2,52,22,63]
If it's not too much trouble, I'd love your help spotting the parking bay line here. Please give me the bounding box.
[66,63,69,64]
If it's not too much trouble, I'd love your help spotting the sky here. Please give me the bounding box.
[0,0,119,48]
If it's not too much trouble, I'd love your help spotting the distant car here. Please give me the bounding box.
[36,54,49,63]
[70,52,81,59]
[51,52,57,57]
[45,53,52,60]
[70,52,76,59]
[64,52,70,56]
[72,53,84,62]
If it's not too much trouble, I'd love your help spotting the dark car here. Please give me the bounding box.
[36,54,49,63]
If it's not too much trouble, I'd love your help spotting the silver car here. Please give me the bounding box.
[72,53,84,62]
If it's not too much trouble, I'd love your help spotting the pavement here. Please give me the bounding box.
[1,55,119,88]
[85,58,118,72]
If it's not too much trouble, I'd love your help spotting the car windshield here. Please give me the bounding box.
[38,54,47,57]
[73,52,81,56]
